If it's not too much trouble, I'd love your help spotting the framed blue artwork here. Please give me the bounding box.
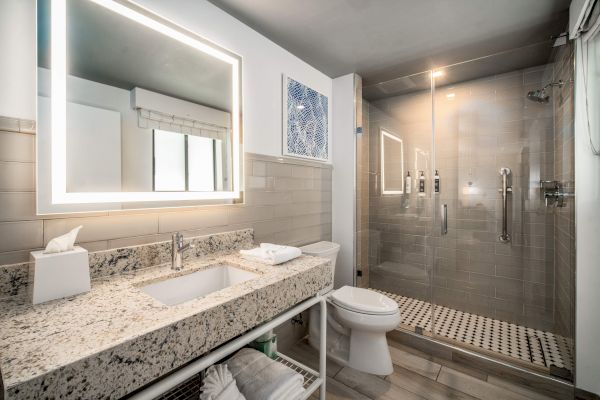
[283,75,329,161]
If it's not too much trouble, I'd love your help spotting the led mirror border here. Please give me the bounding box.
[48,0,242,205]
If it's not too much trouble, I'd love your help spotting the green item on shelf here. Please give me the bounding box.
[249,333,278,359]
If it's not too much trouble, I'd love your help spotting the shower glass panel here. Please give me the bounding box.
[360,40,575,384]
[432,50,575,381]
[360,70,434,314]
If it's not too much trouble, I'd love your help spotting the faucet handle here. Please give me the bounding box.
[172,232,184,248]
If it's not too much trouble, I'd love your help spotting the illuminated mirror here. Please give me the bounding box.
[36,0,242,213]
[381,129,404,194]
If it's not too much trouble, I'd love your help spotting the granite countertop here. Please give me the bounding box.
[0,252,332,399]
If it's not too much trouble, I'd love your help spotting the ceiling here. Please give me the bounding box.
[38,0,233,112]
[209,0,570,87]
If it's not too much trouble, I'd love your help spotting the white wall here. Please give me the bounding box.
[575,37,600,396]
[38,68,143,191]
[0,0,36,120]
[38,98,122,192]
[332,74,355,288]
[0,0,332,160]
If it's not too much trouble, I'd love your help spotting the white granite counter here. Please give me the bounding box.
[0,251,332,399]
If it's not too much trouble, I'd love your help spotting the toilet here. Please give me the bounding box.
[300,241,401,376]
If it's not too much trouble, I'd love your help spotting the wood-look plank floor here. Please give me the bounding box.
[284,338,557,400]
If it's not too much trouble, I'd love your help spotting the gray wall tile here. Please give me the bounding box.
[0,161,35,191]
[0,221,43,253]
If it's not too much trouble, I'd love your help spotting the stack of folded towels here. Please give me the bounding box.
[200,348,305,400]
[239,243,302,265]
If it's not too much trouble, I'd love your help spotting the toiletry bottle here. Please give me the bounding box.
[434,170,440,193]
[419,171,425,193]
[405,171,412,194]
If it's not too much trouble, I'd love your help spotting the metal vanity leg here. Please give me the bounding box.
[319,297,327,400]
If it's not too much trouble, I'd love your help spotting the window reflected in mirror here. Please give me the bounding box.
[153,130,224,192]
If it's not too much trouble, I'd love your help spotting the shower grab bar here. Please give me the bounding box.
[498,167,512,243]
[441,204,448,235]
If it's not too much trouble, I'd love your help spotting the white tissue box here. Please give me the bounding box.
[29,246,91,304]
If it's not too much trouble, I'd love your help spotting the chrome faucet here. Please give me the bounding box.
[171,233,194,271]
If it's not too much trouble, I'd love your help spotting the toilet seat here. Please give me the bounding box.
[331,286,398,315]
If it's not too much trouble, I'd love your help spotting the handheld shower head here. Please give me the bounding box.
[526,80,564,103]
[526,89,550,103]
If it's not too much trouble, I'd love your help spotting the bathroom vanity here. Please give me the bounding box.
[0,1,336,398]
[0,230,333,399]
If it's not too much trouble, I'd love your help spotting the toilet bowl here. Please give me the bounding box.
[300,242,401,376]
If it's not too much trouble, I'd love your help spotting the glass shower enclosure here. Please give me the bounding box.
[357,41,576,385]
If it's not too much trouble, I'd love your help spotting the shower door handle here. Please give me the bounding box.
[441,204,448,235]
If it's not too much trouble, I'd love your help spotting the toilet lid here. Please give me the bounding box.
[331,286,398,315]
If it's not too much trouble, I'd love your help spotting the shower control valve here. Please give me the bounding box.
[540,180,573,208]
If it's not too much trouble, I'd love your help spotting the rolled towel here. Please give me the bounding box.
[239,243,301,265]
[200,364,245,400]
[225,349,304,400]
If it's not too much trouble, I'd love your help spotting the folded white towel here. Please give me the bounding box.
[200,364,245,400]
[276,382,305,400]
[239,243,302,265]
[225,348,304,400]
[215,381,246,400]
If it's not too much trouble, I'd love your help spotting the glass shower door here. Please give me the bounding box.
[361,71,435,333]
[430,59,575,380]
[361,41,575,386]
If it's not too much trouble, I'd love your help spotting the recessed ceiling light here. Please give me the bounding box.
[432,70,444,78]
[446,93,455,99]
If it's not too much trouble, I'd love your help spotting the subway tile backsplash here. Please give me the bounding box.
[0,117,332,266]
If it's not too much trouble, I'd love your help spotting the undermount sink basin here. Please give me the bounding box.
[141,265,259,306]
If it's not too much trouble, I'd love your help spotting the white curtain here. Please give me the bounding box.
[576,24,600,155]
[137,108,229,142]
[574,4,600,395]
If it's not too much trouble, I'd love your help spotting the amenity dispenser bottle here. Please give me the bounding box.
[405,171,412,194]
[434,170,440,193]
[419,171,425,195]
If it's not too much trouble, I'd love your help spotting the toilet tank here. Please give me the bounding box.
[300,241,340,283]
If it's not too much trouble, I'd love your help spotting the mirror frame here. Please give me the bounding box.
[39,0,242,212]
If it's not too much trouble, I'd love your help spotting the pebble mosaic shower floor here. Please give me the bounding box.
[371,288,574,379]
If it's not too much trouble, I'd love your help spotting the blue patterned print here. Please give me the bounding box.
[286,77,328,160]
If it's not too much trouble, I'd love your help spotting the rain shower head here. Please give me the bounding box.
[526,80,564,103]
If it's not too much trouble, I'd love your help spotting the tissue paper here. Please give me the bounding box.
[43,225,82,254]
